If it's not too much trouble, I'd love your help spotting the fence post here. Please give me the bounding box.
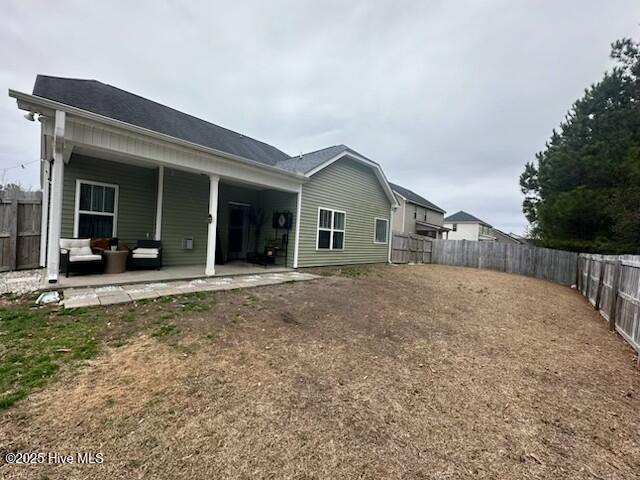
[608,260,622,332]
[576,256,581,291]
[8,198,18,271]
[585,256,592,300]
[595,258,606,311]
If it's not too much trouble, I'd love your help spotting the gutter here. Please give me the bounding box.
[8,89,309,184]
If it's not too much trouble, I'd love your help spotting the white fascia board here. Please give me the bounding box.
[393,191,408,202]
[306,151,399,207]
[8,89,308,184]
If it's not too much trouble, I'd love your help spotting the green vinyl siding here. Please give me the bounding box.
[296,158,391,267]
[161,169,209,266]
[61,154,157,246]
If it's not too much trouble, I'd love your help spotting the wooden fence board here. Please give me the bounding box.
[578,253,640,357]
[0,191,42,271]
[430,239,578,286]
[391,232,433,264]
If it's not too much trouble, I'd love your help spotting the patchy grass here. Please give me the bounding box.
[179,300,210,312]
[0,304,103,410]
[151,323,179,337]
[308,264,382,278]
[0,286,222,411]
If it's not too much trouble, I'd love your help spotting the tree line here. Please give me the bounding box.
[520,38,640,254]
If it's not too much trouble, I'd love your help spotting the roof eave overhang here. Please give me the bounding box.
[391,190,444,214]
[415,220,449,231]
[407,199,445,214]
[8,89,308,184]
[306,150,398,207]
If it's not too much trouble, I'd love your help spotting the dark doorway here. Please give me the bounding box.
[228,205,248,260]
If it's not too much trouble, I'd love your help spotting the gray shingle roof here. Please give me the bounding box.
[444,210,492,227]
[32,75,291,167]
[274,144,382,175]
[275,145,348,174]
[389,182,445,214]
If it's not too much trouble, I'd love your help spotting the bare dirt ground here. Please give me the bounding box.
[1,264,639,479]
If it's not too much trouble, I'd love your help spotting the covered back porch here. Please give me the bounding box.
[47,150,299,283]
[33,107,305,284]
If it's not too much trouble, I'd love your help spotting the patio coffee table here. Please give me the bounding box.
[103,250,129,274]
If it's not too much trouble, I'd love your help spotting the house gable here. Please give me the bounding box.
[296,157,391,267]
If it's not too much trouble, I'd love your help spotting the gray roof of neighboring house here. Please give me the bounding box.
[389,182,445,214]
[32,75,291,167]
[444,210,492,227]
[491,227,521,243]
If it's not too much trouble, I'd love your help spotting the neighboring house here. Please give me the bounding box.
[508,232,533,245]
[10,75,397,283]
[443,210,522,244]
[389,183,447,238]
[490,227,522,245]
[443,211,496,241]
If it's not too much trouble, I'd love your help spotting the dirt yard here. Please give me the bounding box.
[1,264,639,479]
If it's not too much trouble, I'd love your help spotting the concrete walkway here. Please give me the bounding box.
[62,271,319,308]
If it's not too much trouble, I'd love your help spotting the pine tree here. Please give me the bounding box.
[520,38,640,253]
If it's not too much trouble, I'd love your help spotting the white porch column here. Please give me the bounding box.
[39,159,50,267]
[46,110,65,282]
[154,166,164,240]
[293,185,302,269]
[205,174,219,276]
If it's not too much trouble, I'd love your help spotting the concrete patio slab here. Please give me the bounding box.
[52,263,291,290]
[61,271,319,308]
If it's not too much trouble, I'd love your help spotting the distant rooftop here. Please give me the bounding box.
[444,210,492,227]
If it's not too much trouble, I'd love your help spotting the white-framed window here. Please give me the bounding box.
[317,207,345,250]
[374,217,389,244]
[74,179,119,238]
[452,224,458,231]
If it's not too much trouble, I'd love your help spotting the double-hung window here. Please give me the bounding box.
[317,208,345,250]
[74,180,118,238]
[374,218,389,244]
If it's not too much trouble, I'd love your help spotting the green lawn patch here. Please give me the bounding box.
[151,323,178,337]
[0,304,105,411]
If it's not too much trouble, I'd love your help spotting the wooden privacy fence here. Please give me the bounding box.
[391,232,433,264]
[430,239,578,286]
[578,254,640,358]
[0,191,42,272]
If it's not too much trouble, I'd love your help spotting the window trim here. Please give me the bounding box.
[316,207,346,251]
[73,179,119,237]
[374,217,389,244]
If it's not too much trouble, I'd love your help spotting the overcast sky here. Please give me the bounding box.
[1,1,638,234]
